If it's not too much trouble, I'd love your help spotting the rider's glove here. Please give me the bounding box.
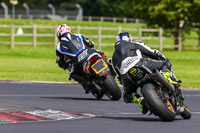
[88,41,94,48]
[135,40,143,43]
[154,50,166,60]
[84,38,94,48]
[166,58,172,68]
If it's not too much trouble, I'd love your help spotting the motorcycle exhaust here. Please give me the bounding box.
[142,65,175,93]
[152,69,175,93]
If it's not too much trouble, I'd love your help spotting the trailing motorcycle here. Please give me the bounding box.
[69,40,122,100]
[127,62,191,121]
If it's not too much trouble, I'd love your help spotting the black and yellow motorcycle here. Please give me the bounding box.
[127,64,191,121]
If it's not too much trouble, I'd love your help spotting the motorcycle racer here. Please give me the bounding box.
[55,24,95,93]
[111,32,179,114]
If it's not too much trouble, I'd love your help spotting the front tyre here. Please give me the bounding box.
[103,74,122,100]
[180,104,191,119]
[142,83,176,121]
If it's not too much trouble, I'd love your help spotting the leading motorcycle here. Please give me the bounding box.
[68,39,122,100]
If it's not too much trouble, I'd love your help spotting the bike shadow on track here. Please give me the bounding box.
[97,115,183,122]
[39,96,111,101]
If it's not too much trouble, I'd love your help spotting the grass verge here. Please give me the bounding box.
[0,45,199,89]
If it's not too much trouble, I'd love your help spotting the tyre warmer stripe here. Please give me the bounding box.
[0,109,95,124]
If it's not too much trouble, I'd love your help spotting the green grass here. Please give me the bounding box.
[0,45,200,89]
[163,51,200,89]
[0,45,68,82]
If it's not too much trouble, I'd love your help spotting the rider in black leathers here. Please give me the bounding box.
[112,32,178,114]
[55,24,95,93]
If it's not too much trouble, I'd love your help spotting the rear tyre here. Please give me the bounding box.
[103,74,122,100]
[180,104,191,119]
[142,83,176,121]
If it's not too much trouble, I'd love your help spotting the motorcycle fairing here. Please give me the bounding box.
[127,67,150,85]
[161,70,178,85]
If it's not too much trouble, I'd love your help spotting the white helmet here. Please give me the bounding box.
[56,24,71,40]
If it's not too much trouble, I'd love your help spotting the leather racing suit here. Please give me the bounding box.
[112,40,173,103]
[56,33,95,92]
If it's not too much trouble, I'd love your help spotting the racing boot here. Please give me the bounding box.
[123,92,148,114]
[82,82,95,94]
[123,92,133,103]
[133,94,148,114]
[69,73,95,94]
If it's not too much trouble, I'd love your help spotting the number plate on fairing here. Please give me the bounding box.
[91,59,108,74]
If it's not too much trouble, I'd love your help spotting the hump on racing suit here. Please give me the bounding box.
[56,33,86,62]
[56,33,85,56]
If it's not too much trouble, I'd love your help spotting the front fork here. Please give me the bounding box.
[175,87,185,114]
[161,69,185,113]
[157,85,184,114]
[167,86,184,114]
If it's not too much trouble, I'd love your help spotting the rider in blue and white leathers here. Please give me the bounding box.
[55,24,95,93]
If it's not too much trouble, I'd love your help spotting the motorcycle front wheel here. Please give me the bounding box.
[180,104,191,119]
[142,83,176,122]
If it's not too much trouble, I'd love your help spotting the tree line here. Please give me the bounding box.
[2,0,200,26]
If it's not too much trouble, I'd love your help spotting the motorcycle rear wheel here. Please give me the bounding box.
[142,83,176,121]
[102,74,122,100]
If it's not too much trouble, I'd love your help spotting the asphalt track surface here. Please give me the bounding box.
[0,82,199,133]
